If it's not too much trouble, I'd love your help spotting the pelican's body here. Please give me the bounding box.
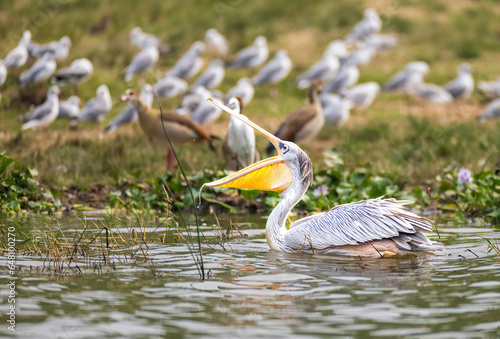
[223,97,259,171]
[266,81,324,154]
[204,99,443,258]
[121,89,214,171]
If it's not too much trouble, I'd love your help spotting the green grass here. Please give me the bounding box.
[1,0,500,193]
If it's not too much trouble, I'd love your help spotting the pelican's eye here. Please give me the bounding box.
[281,143,289,154]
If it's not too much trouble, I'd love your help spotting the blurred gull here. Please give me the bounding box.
[130,27,159,49]
[228,36,268,69]
[477,78,500,99]
[176,85,212,117]
[51,58,93,86]
[444,63,474,101]
[382,61,429,92]
[0,60,6,86]
[410,83,453,104]
[168,41,205,79]
[71,84,112,125]
[19,53,56,87]
[320,92,352,127]
[297,41,349,89]
[205,28,229,56]
[29,36,71,61]
[323,58,359,93]
[191,88,224,126]
[106,84,153,133]
[226,77,255,105]
[343,82,381,109]
[478,98,500,121]
[366,34,399,53]
[20,85,60,130]
[58,96,81,119]
[345,8,382,44]
[154,75,188,98]
[347,42,376,66]
[252,49,292,86]
[193,59,225,89]
[124,44,159,81]
[4,30,31,69]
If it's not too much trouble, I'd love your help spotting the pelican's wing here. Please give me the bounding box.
[284,198,436,250]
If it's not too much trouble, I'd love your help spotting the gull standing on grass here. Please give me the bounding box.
[71,84,112,126]
[478,98,500,121]
[191,90,225,127]
[252,49,292,86]
[409,82,453,104]
[345,8,382,44]
[0,60,6,86]
[176,85,213,117]
[193,59,225,89]
[228,36,268,69]
[19,53,56,87]
[444,63,474,101]
[225,77,255,105]
[297,40,348,89]
[343,82,381,110]
[129,27,160,49]
[124,43,159,81]
[365,34,399,53]
[4,30,31,69]
[382,61,429,93]
[168,41,205,79]
[205,28,229,56]
[320,92,352,127]
[323,58,359,93]
[51,58,93,88]
[477,78,500,99]
[20,86,60,130]
[106,84,153,133]
[29,36,71,61]
[154,75,188,98]
[58,96,81,119]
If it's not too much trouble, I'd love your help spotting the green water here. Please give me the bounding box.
[1,213,499,338]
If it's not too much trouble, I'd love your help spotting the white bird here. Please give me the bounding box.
[444,63,474,101]
[168,41,205,79]
[51,58,93,86]
[297,40,349,89]
[4,30,31,69]
[19,53,56,87]
[204,99,443,258]
[154,75,188,98]
[0,60,7,86]
[365,34,399,53]
[228,36,268,69]
[205,28,229,56]
[125,44,159,81]
[343,82,381,109]
[71,84,112,125]
[193,59,225,89]
[176,85,212,117]
[410,83,453,104]
[20,86,60,130]
[345,8,382,43]
[252,49,292,86]
[58,96,81,119]
[323,59,359,93]
[129,27,160,49]
[191,90,224,126]
[320,92,352,127]
[226,78,255,105]
[478,99,500,121]
[106,84,153,133]
[347,43,376,66]
[30,36,71,61]
[477,78,500,99]
[223,97,258,171]
[382,61,429,93]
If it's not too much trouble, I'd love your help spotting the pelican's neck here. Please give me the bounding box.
[266,171,309,252]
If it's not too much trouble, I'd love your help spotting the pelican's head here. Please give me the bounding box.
[203,99,313,194]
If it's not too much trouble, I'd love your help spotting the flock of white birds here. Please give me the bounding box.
[1,8,499,135]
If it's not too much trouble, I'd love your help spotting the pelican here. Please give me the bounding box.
[266,81,324,154]
[222,97,259,171]
[203,99,443,257]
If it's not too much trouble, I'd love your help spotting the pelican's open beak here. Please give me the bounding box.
[203,98,292,193]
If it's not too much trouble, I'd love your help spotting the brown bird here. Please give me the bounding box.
[121,89,214,172]
[266,80,324,154]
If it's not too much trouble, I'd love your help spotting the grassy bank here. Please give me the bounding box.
[1,0,500,205]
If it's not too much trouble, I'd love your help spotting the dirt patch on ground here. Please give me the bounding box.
[275,28,323,67]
